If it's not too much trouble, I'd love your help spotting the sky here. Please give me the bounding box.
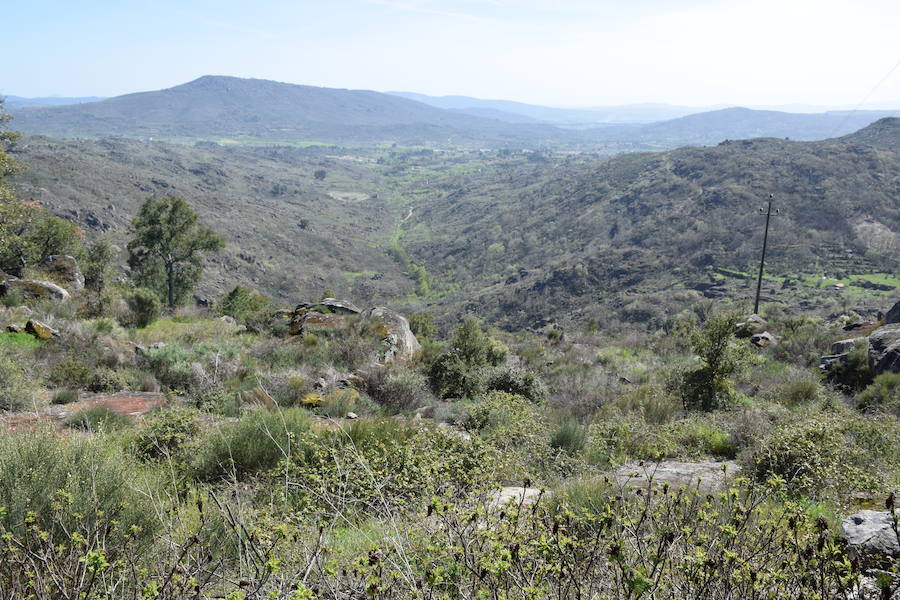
[4,0,900,109]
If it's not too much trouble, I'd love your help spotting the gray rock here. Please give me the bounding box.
[0,279,70,301]
[36,255,84,291]
[750,331,777,348]
[312,298,362,315]
[819,353,850,371]
[365,307,422,364]
[831,338,864,355]
[887,299,900,324]
[841,510,899,560]
[868,323,900,376]
[613,460,740,494]
[218,315,238,326]
[491,486,543,508]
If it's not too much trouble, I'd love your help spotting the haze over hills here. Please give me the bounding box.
[8,75,900,152]
[2,95,107,109]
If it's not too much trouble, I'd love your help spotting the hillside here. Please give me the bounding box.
[9,76,573,148]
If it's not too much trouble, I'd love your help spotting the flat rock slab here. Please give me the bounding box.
[490,486,543,508]
[613,460,740,494]
[841,509,900,559]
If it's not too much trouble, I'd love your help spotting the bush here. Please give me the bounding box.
[87,366,128,393]
[51,389,78,405]
[217,285,269,323]
[0,431,159,545]
[133,406,201,462]
[826,346,872,392]
[747,412,899,499]
[429,318,507,399]
[65,407,132,432]
[857,372,900,416]
[0,288,22,307]
[550,419,586,455]
[144,343,194,390]
[364,366,431,413]
[0,357,33,411]
[482,365,547,403]
[125,287,162,328]
[193,407,313,481]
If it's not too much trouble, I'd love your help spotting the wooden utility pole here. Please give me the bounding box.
[753,194,778,315]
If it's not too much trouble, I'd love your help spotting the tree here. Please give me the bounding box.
[127,196,223,308]
[313,169,327,181]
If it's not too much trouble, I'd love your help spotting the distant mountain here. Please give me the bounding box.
[389,92,712,124]
[601,107,900,147]
[3,95,106,109]
[9,76,572,147]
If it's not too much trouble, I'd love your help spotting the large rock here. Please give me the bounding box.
[25,319,58,340]
[0,279,70,301]
[365,307,421,364]
[289,311,349,335]
[36,255,84,291]
[613,460,740,494]
[841,510,899,560]
[750,331,777,348]
[831,338,864,354]
[868,323,900,376]
[886,299,900,324]
[310,298,362,315]
[490,486,543,508]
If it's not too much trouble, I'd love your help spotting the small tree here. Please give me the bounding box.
[313,169,327,181]
[673,313,751,411]
[217,285,269,323]
[127,196,223,308]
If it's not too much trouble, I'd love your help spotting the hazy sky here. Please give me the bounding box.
[5,0,900,108]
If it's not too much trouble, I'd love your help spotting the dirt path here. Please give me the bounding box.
[2,392,177,431]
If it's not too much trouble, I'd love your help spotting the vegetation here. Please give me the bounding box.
[127,195,224,308]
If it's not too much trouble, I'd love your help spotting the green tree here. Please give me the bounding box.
[127,196,223,308]
[672,313,751,411]
[82,238,117,294]
[217,285,269,323]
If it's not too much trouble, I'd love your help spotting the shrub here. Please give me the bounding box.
[364,366,431,413]
[771,375,827,408]
[0,431,159,545]
[217,285,269,323]
[429,318,507,399]
[65,407,131,432]
[87,366,128,393]
[0,288,22,307]
[550,419,586,455]
[407,312,436,339]
[132,407,201,467]
[51,389,78,405]
[0,355,34,411]
[482,365,547,403]
[144,343,194,390]
[192,407,313,481]
[857,372,900,416]
[747,412,899,499]
[125,287,162,328]
[826,346,873,392]
[671,313,751,411]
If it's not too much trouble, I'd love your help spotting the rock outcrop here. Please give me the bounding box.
[289,312,349,335]
[868,323,900,376]
[841,509,899,561]
[831,338,864,354]
[25,319,58,340]
[750,331,776,348]
[365,307,421,364]
[887,299,900,324]
[613,460,740,494]
[0,279,70,301]
[36,255,84,291]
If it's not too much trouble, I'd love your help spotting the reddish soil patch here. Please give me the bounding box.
[2,392,179,431]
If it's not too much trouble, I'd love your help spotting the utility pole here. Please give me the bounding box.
[753,194,779,315]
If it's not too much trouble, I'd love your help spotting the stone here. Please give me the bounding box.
[364,307,422,364]
[0,279,70,301]
[218,315,238,326]
[868,323,900,377]
[491,486,543,508]
[25,319,57,340]
[613,460,740,494]
[310,298,361,315]
[887,299,900,324]
[289,311,348,335]
[750,331,776,348]
[819,353,849,371]
[36,255,84,291]
[6,324,23,333]
[831,338,864,355]
[841,510,899,560]
[346,412,358,419]
[272,309,294,320]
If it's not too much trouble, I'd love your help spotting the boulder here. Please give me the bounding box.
[365,307,422,364]
[311,298,361,315]
[750,331,777,348]
[0,279,70,301]
[819,353,849,371]
[490,486,543,508]
[831,338,864,355]
[36,255,84,291]
[25,319,57,340]
[887,299,900,324]
[289,311,348,335]
[841,510,899,560]
[6,324,23,333]
[218,315,238,326]
[868,323,900,377]
[613,460,740,494]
